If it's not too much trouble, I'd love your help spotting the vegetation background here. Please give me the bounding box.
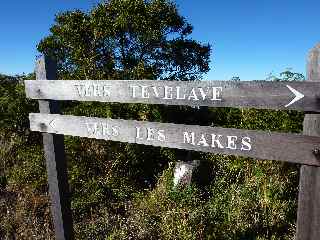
[0,0,306,239]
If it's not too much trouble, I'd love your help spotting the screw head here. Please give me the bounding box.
[39,122,47,130]
[313,148,320,156]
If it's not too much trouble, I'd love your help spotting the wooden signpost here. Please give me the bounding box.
[30,113,320,166]
[34,57,74,240]
[26,44,320,240]
[25,79,320,112]
[296,44,320,239]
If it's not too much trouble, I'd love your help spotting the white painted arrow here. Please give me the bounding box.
[49,119,56,128]
[285,85,304,107]
[48,119,58,133]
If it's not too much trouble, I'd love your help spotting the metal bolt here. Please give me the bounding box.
[39,122,47,130]
[313,148,320,156]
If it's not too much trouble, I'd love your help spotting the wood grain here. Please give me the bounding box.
[30,113,320,166]
[35,56,74,240]
[296,43,320,240]
[25,80,320,112]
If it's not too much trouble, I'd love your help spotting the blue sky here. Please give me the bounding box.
[1,0,319,80]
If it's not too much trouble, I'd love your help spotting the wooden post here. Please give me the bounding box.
[296,43,320,240]
[36,56,74,240]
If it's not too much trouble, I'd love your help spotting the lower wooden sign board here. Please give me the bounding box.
[29,113,320,166]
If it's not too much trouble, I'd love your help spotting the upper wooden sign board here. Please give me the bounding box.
[25,80,320,112]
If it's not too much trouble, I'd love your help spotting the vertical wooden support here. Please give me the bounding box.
[296,43,320,240]
[36,56,74,240]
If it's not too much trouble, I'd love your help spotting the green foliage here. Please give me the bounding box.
[0,1,306,239]
[9,145,47,192]
[0,76,53,240]
[37,0,210,81]
[204,155,298,240]
[230,76,241,81]
[0,79,37,134]
[267,69,305,82]
[0,72,302,239]
[110,166,206,239]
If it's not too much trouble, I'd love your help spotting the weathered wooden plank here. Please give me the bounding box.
[29,113,320,166]
[35,56,74,240]
[25,79,320,112]
[296,43,320,240]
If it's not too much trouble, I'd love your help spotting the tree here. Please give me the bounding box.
[37,0,210,81]
[36,3,211,236]
[266,68,305,81]
[230,76,240,81]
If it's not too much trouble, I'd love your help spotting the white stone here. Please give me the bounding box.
[173,160,200,188]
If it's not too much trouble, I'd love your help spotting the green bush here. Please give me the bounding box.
[0,75,303,239]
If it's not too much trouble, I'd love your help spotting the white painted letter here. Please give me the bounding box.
[226,136,237,150]
[86,122,97,135]
[188,88,199,101]
[176,86,186,100]
[85,85,93,97]
[93,84,100,97]
[211,87,222,101]
[135,127,144,140]
[241,137,252,151]
[183,132,195,145]
[141,86,150,98]
[158,130,166,142]
[197,134,209,147]
[152,86,160,97]
[86,122,101,135]
[112,126,120,136]
[164,86,173,99]
[130,85,139,98]
[76,85,86,97]
[198,88,208,100]
[211,134,224,148]
[103,85,111,97]
[147,128,156,141]
[102,123,111,136]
